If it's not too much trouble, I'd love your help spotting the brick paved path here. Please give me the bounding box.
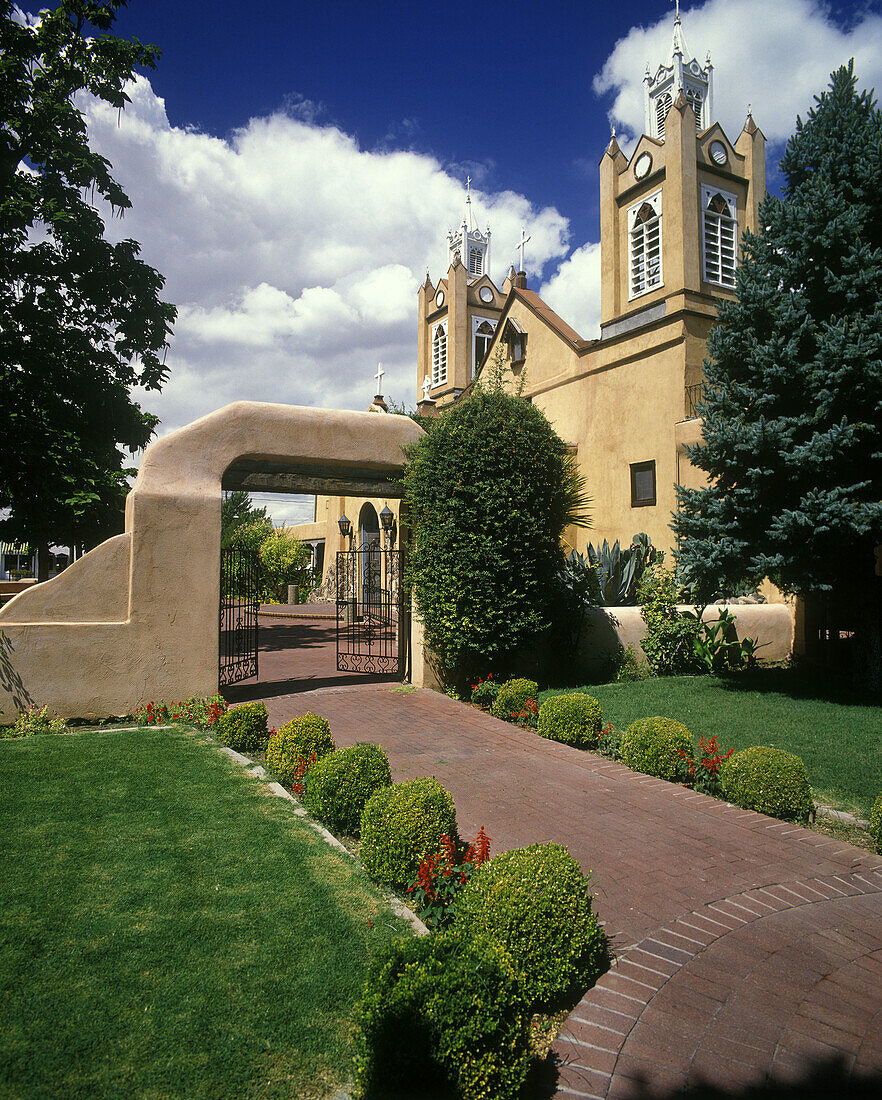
[228,617,882,1098]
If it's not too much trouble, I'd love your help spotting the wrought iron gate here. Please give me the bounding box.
[219,547,260,686]
[336,542,404,674]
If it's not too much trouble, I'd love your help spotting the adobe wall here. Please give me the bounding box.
[578,603,794,678]
[0,402,422,720]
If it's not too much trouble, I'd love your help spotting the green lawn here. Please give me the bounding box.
[540,670,882,818]
[0,726,411,1099]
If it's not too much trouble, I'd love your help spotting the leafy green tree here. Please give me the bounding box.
[229,520,312,603]
[674,63,882,689]
[221,491,268,550]
[403,387,589,687]
[0,0,175,577]
[257,527,312,603]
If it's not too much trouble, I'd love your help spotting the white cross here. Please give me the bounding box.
[517,226,531,273]
[422,375,432,399]
[672,0,680,19]
[374,362,384,395]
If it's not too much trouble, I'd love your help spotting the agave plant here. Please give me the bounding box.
[586,533,663,606]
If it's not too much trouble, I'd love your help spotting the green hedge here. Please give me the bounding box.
[537,693,602,749]
[620,716,691,781]
[265,713,334,785]
[454,843,608,1011]
[720,746,814,823]
[354,931,530,1100]
[360,777,458,887]
[491,679,538,721]
[871,792,882,853]
[215,701,268,753]
[302,743,391,836]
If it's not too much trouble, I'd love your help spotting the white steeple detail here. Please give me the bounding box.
[447,177,491,280]
[644,5,714,141]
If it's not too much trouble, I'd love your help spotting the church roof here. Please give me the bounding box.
[510,288,590,350]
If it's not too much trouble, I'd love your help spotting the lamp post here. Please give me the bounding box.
[379,503,395,546]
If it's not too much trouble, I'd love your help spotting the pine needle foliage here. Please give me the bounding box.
[404,388,588,686]
[674,62,882,686]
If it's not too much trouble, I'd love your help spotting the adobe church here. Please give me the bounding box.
[299,10,766,576]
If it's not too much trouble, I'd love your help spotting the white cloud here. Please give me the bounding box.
[539,242,602,341]
[594,0,882,151]
[81,78,570,440]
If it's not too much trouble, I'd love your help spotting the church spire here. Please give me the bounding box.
[644,4,714,141]
[447,176,491,280]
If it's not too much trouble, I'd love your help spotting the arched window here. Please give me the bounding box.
[686,88,703,132]
[432,321,447,386]
[629,194,663,298]
[655,92,672,140]
[468,247,484,277]
[358,503,381,611]
[473,319,495,369]
[702,188,737,288]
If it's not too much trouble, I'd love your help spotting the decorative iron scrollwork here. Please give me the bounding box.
[336,543,403,675]
[219,548,260,686]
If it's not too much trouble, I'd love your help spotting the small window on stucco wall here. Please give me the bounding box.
[630,460,657,507]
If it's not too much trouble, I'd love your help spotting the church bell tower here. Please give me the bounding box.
[599,5,765,335]
[644,5,714,141]
[417,181,504,407]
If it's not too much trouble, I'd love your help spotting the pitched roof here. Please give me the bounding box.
[510,288,592,350]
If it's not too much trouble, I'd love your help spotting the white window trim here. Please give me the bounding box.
[701,184,738,289]
[431,321,448,387]
[471,315,496,373]
[655,91,672,141]
[628,190,663,301]
[468,246,484,277]
[685,85,704,132]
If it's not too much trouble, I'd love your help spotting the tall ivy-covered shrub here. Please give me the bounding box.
[403,389,588,686]
[674,64,882,690]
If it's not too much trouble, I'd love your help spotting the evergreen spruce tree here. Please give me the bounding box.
[674,63,882,688]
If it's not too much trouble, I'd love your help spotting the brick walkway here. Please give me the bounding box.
[227,615,882,1098]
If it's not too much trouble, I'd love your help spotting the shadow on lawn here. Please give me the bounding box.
[537,1055,882,1100]
[714,667,882,708]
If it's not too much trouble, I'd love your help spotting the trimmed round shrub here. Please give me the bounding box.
[620,716,692,781]
[215,701,269,753]
[302,742,392,836]
[491,679,539,721]
[453,842,609,1011]
[537,693,602,749]
[360,777,458,887]
[265,713,334,784]
[720,746,814,823]
[871,792,882,853]
[355,931,530,1100]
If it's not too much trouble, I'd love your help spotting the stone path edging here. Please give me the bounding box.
[214,742,429,936]
[554,867,882,1099]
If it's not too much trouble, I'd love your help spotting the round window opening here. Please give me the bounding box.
[710,141,728,166]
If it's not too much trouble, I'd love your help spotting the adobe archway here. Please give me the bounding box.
[0,402,422,719]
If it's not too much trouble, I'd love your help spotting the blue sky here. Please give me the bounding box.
[18,0,882,523]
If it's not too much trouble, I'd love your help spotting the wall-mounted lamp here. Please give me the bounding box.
[337,513,352,542]
[379,503,395,546]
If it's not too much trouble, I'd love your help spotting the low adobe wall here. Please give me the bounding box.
[578,603,794,677]
[0,402,421,720]
[409,602,794,690]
